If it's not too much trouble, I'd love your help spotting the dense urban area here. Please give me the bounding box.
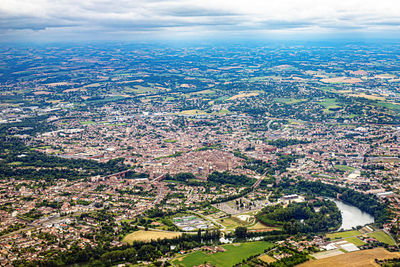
[1,42,400,266]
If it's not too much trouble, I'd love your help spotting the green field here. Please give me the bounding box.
[132,85,159,94]
[216,109,230,115]
[217,217,248,229]
[334,165,356,172]
[319,98,341,113]
[326,230,362,240]
[186,89,215,96]
[367,231,395,245]
[345,237,366,246]
[172,241,274,267]
[377,101,400,111]
[80,120,95,125]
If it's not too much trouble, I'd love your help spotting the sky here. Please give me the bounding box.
[1,0,400,42]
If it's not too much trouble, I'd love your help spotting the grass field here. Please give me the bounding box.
[377,101,400,111]
[326,230,362,240]
[299,247,400,267]
[132,85,159,94]
[122,230,181,243]
[367,231,395,245]
[228,92,259,101]
[164,139,177,143]
[186,89,215,96]
[334,165,356,172]
[319,98,341,110]
[179,109,208,115]
[172,241,274,267]
[80,120,95,125]
[275,98,308,104]
[217,217,247,229]
[216,109,230,115]
[349,93,385,101]
[345,237,366,246]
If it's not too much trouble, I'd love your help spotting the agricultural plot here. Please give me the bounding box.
[275,98,308,104]
[367,231,395,245]
[122,230,181,243]
[179,109,208,115]
[349,93,385,101]
[258,254,276,263]
[227,92,259,101]
[344,237,366,246]
[172,241,274,267]
[318,98,341,112]
[300,248,400,267]
[326,230,362,240]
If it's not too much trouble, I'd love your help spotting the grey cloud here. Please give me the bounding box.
[0,0,399,41]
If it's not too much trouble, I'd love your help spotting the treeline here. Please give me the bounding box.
[164,172,196,182]
[256,200,341,234]
[0,136,128,181]
[267,138,310,148]
[207,171,255,187]
[279,180,392,225]
[0,115,54,135]
[244,153,301,176]
[245,246,309,267]
[15,230,221,267]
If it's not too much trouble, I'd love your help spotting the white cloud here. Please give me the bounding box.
[0,0,400,41]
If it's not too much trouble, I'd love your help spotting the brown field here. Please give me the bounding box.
[321,77,362,84]
[33,91,52,95]
[349,93,385,100]
[228,92,259,100]
[374,74,396,79]
[46,82,74,86]
[300,248,400,267]
[83,82,102,88]
[258,254,276,263]
[248,222,278,231]
[122,230,182,243]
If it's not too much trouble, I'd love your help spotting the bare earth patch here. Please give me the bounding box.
[259,254,276,263]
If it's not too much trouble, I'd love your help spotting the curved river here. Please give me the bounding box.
[330,198,374,230]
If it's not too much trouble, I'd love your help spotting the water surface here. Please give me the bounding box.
[330,198,374,230]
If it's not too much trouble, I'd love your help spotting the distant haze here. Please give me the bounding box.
[1,0,400,42]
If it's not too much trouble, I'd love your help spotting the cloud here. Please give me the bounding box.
[0,0,399,41]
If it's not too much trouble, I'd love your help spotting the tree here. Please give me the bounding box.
[234,227,247,238]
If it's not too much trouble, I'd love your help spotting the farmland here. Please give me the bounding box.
[367,231,395,246]
[326,230,362,240]
[122,230,182,243]
[171,241,274,267]
[300,248,400,267]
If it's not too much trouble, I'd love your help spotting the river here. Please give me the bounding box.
[330,198,374,230]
